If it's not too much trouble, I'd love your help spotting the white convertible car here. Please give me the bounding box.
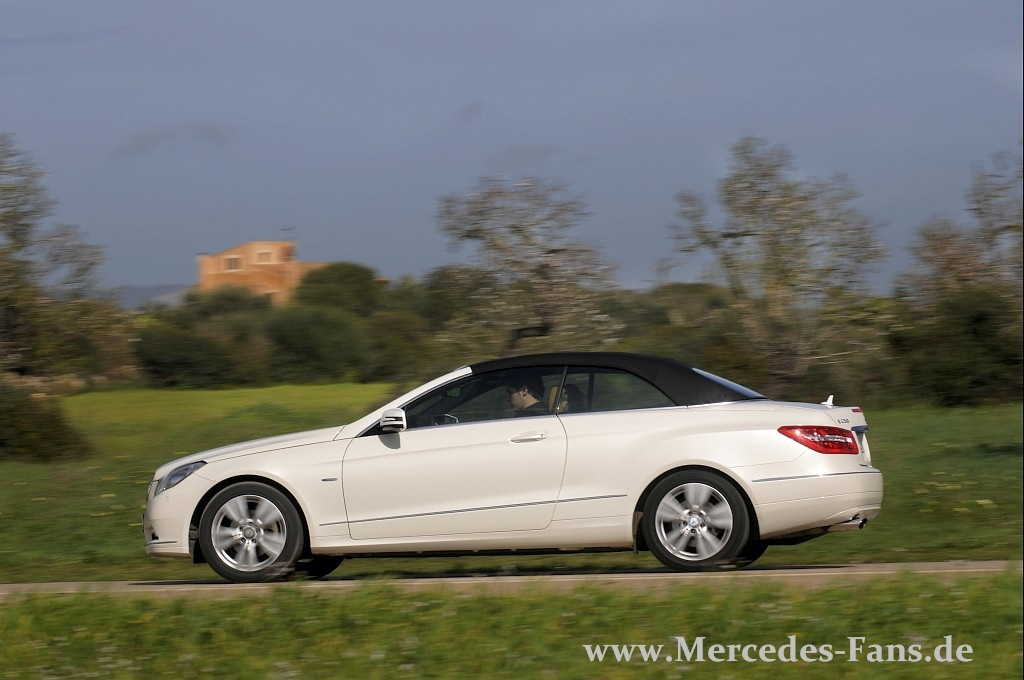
[144,352,882,582]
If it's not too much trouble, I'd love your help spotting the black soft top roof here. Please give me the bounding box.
[469,352,764,406]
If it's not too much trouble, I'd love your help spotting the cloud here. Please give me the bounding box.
[110,122,232,159]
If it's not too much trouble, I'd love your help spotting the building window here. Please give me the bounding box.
[257,251,273,264]
[225,256,243,271]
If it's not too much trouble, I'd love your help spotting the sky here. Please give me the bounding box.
[3,1,1022,291]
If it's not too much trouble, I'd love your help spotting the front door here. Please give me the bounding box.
[342,366,568,540]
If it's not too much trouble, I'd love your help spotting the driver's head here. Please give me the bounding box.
[504,371,544,400]
[505,371,544,411]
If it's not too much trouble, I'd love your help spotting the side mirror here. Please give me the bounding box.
[380,408,407,433]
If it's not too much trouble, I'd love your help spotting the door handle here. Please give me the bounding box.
[510,432,548,443]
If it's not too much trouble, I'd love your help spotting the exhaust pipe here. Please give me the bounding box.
[827,518,867,532]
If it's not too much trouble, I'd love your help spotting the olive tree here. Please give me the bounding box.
[0,133,130,378]
[894,149,1023,405]
[969,149,1023,296]
[672,137,886,397]
[902,149,1022,317]
[437,177,620,357]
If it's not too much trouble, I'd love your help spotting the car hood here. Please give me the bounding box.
[153,425,345,480]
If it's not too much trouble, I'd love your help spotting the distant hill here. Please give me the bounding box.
[108,284,190,310]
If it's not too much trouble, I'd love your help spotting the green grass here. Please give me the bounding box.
[0,384,396,583]
[0,386,1019,583]
[1,571,1020,678]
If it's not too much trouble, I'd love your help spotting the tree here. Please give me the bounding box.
[968,149,1023,300]
[294,262,384,316]
[894,148,1023,405]
[901,149,1022,319]
[264,305,366,382]
[608,282,770,381]
[174,285,272,322]
[437,177,621,357]
[414,265,497,332]
[359,310,430,382]
[672,137,886,397]
[0,133,130,379]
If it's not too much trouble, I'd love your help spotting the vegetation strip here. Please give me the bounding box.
[1,561,1019,600]
[1,571,1020,678]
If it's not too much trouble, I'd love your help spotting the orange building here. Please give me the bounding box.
[196,241,328,303]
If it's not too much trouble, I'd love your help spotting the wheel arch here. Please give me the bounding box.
[189,475,313,565]
[632,464,760,551]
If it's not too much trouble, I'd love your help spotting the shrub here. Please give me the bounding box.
[0,379,92,461]
[265,305,366,382]
[893,286,1023,406]
[294,262,384,316]
[135,322,242,388]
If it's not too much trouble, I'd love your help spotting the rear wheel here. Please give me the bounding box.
[642,470,749,571]
[292,555,344,580]
[199,482,305,583]
[736,540,768,568]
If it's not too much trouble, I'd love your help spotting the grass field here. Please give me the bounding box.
[0,385,1020,582]
[1,571,1020,678]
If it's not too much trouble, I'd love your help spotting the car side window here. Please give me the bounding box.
[562,366,674,413]
[403,366,564,429]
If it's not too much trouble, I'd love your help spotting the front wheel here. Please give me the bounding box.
[199,482,305,583]
[642,470,749,571]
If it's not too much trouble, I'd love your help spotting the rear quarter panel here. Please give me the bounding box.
[554,402,871,519]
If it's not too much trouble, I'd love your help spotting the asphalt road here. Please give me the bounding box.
[1,561,1018,599]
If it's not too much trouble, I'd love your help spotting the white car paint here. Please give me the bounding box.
[144,357,882,581]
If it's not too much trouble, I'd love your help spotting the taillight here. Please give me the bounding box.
[778,426,859,454]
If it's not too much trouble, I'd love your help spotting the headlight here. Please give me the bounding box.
[154,461,207,496]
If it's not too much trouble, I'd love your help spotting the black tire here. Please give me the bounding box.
[199,482,305,583]
[642,470,749,571]
[291,555,344,580]
[735,540,768,568]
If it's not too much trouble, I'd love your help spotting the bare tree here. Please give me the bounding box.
[672,137,886,395]
[437,177,620,357]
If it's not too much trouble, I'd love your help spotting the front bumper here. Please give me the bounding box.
[143,477,208,559]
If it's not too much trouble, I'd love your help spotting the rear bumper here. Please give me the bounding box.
[751,468,883,540]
